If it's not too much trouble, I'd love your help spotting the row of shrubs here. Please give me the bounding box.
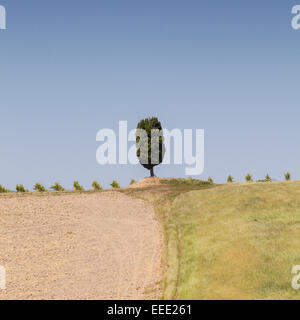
[0,180,126,193]
[0,173,292,193]
[207,172,292,184]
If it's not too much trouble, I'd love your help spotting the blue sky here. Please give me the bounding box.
[0,0,299,189]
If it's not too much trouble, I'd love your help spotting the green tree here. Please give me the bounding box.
[136,117,165,177]
[208,177,214,184]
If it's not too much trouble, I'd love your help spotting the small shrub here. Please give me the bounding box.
[16,184,28,192]
[285,172,291,181]
[208,177,214,184]
[0,185,10,193]
[92,180,102,191]
[245,173,253,182]
[227,175,234,183]
[265,174,272,182]
[50,182,65,191]
[34,183,46,192]
[130,179,136,185]
[110,180,120,189]
[73,181,84,191]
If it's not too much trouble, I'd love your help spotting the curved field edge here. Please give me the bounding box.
[122,178,216,299]
[123,180,300,300]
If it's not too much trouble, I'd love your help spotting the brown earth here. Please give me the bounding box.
[0,191,162,300]
[128,177,162,189]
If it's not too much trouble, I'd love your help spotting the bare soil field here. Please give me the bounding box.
[0,191,162,300]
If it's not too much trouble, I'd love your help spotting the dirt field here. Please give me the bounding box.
[0,191,162,300]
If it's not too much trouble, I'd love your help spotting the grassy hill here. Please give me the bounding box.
[124,179,300,300]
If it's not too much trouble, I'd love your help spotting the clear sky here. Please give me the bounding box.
[0,0,299,189]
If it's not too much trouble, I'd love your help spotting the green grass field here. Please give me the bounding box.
[124,179,300,300]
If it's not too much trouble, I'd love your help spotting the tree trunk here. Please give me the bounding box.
[150,167,154,177]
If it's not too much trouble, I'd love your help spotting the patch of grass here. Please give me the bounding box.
[168,182,300,299]
[161,178,212,189]
[123,180,300,300]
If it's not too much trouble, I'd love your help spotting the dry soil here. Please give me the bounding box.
[0,191,162,300]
